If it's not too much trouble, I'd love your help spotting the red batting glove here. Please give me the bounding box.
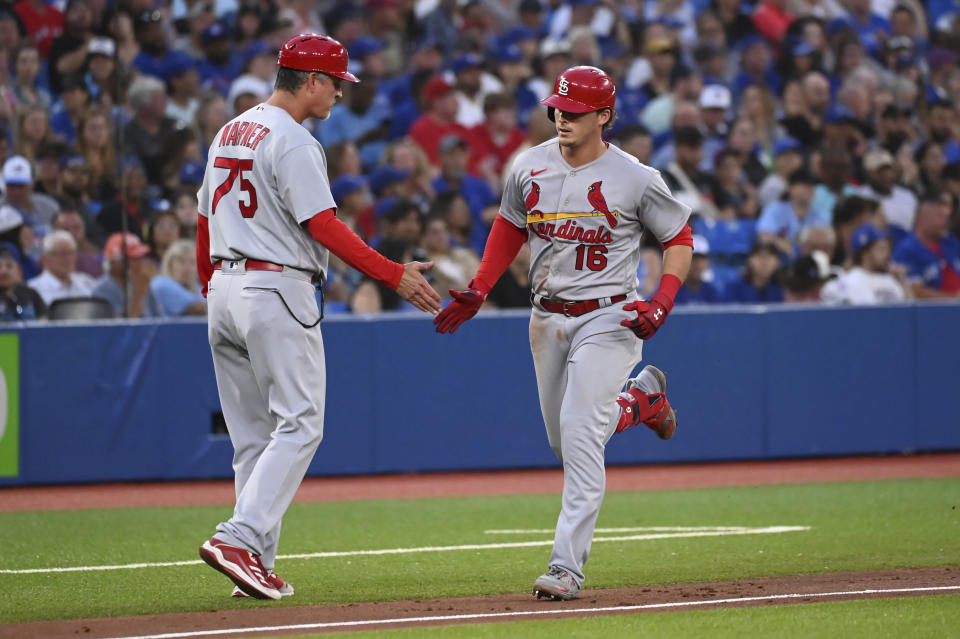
[620,299,670,340]
[434,287,485,334]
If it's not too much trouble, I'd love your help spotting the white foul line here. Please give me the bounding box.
[0,527,809,575]
[485,526,751,534]
[100,585,960,639]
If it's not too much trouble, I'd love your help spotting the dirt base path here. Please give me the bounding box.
[3,567,957,639]
[1,453,958,512]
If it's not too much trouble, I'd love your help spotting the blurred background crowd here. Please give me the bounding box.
[0,0,958,321]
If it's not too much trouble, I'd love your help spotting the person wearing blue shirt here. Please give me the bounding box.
[315,71,391,172]
[891,190,960,299]
[757,168,832,259]
[723,241,785,303]
[196,22,244,96]
[675,236,722,304]
[150,239,207,316]
[431,134,496,254]
[837,0,892,59]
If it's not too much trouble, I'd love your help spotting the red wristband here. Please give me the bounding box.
[472,216,528,294]
[306,209,404,289]
[652,273,682,313]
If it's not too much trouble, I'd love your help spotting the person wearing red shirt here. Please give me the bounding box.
[408,75,469,166]
[13,0,63,58]
[752,0,794,46]
[466,92,526,193]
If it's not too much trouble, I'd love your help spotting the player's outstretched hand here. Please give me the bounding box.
[620,300,669,340]
[434,287,485,334]
[396,262,443,314]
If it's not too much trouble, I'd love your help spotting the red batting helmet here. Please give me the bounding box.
[541,66,615,121]
[277,33,359,83]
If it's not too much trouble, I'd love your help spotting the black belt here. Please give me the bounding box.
[533,293,629,317]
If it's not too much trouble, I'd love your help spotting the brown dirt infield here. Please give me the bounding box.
[1,454,958,638]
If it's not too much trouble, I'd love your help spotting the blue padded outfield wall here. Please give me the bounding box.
[0,303,958,486]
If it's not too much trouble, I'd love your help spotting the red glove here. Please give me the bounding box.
[621,273,682,340]
[620,299,669,339]
[434,286,485,334]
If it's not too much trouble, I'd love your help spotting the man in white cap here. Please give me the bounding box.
[853,148,918,237]
[27,229,96,305]
[0,155,59,240]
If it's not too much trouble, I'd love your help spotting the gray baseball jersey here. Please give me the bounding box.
[198,103,335,277]
[500,138,690,300]
[199,102,332,576]
[501,138,690,589]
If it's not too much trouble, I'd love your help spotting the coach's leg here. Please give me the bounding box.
[547,324,641,584]
[215,279,325,560]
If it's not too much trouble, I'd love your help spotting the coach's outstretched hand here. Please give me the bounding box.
[396,262,443,314]
[620,299,669,340]
[434,287,485,334]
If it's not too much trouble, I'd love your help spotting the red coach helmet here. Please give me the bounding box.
[277,33,359,83]
[541,66,615,120]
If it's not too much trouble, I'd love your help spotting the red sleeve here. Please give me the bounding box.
[661,224,693,249]
[471,215,528,295]
[196,214,213,298]
[305,209,404,289]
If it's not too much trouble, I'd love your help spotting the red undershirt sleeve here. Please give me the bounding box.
[305,209,404,290]
[196,214,213,298]
[471,215,528,295]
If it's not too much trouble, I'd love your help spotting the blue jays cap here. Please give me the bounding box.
[495,44,524,64]
[202,21,229,45]
[773,136,803,156]
[179,161,205,184]
[850,223,888,253]
[825,103,858,124]
[348,37,385,60]
[451,52,483,74]
[374,196,398,218]
[369,166,411,196]
[331,175,368,203]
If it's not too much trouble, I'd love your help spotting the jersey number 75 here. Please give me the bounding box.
[211,157,259,218]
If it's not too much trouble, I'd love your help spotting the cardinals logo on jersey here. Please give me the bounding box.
[526,181,544,219]
[587,181,618,228]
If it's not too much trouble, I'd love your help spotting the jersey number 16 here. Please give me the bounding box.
[574,244,608,271]
[211,157,259,218]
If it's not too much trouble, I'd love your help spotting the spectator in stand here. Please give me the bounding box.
[451,52,503,129]
[49,74,89,145]
[382,139,436,210]
[0,204,38,279]
[171,187,198,240]
[854,148,918,242]
[782,250,833,302]
[831,194,881,266]
[90,231,159,318]
[84,37,121,109]
[14,104,53,162]
[164,56,201,128]
[738,84,780,158]
[432,133,496,253]
[812,145,855,216]
[676,234,722,304]
[10,42,52,110]
[194,91,229,160]
[196,21,243,96]
[723,242,783,304]
[712,148,759,219]
[758,137,805,209]
[910,142,947,200]
[316,71,391,172]
[330,174,372,239]
[51,206,101,278]
[821,223,910,304]
[27,229,95,304]
[616,125,654,166]
[926,100,960,164]
[150,239,205,317]
[713,0,755,47]
[875,104,915,155]
[145,209,182,265]
[123,75,179,186]
[799,225,838,259]
[47,0,94,95]
[662,126,720,221]
[0,155,58,240]
[753,0,795,45]
[96,156,150,237]
[487,242,532,308]
[780,70,829,147]
[33,141,68,198]
[13,0,62,58]
[76,105,117,201]
[421,214,480,300]
[501,107,556,188]
[0,241,45,320]
[835,0,891,59]
[56,154,98,226]
[725,116,767,185]
[757,167,831,258]
[409,75,468,166]
[429,191,474,251]
[466,92,526,194]
[637,37,678,107]
[130,9,191,83]
[732,35,779,97]
[157,126,202,194]
[698,85,732,171]
[892,189,960,299]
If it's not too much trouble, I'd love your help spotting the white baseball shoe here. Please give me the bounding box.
[533,565,581,600]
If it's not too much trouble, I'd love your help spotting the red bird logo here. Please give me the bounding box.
[525,181,544,218]
[587,181,618,228]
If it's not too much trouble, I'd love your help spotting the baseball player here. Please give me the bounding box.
[196,34,441,600]
[435,66,693,600]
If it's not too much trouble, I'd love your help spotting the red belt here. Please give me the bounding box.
[213,259,283,272]
[536,294,628,317]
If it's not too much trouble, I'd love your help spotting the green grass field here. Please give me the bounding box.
[1,477,958,634]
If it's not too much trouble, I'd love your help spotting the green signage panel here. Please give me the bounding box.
[0,333,19,477]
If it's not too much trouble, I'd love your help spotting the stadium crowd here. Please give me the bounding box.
[0,0,958,320]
